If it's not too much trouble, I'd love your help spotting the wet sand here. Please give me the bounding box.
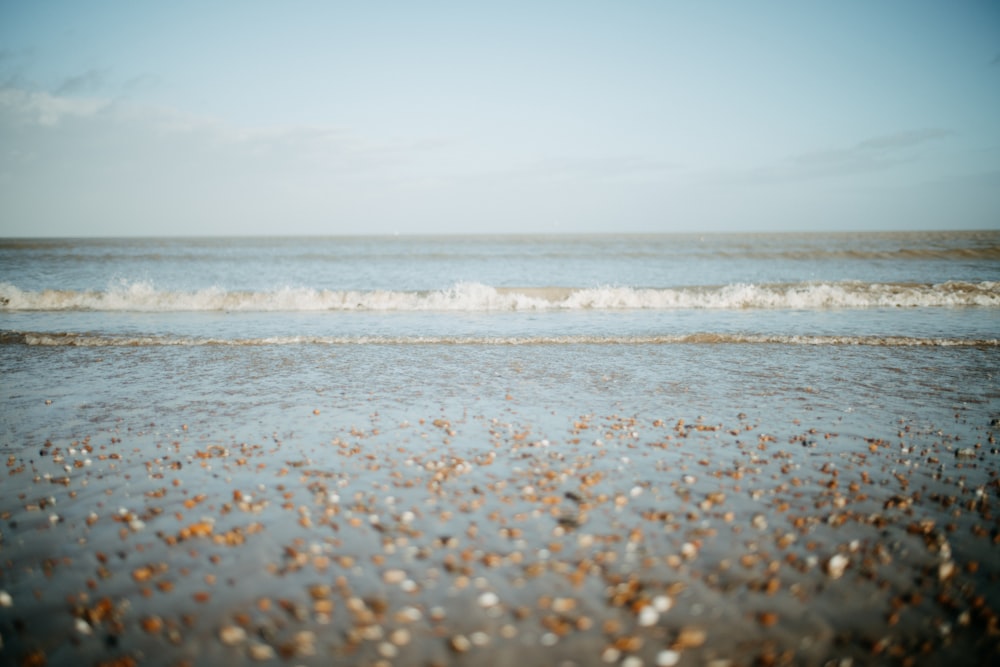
[1,407,998,666]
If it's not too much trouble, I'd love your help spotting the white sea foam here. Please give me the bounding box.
[1,280,998,312]
[4,331,997,348]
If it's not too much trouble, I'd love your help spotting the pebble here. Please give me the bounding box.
[477,591,500,608]
[552,597,577,613]
[248,642,276,661]
[638,605,659,627]
[75,618,92,635]
[449,634,471,653]
[389,628,411,646]
[673,626,707,649]
[219,625,247,646]
[657,650,681,666]
[382,568,406,584]
[140,615,163,633]
[395,606,422,623]
[825,554,849,579]
[293,631,316,655]
[652,595,673,613]
[0,591,11,607]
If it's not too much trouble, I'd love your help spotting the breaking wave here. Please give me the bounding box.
[2,280,998,312]
[2,331,997,348]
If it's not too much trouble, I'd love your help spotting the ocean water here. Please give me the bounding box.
[2,230,999,477]
[2,232,1000,665]
[2,232,998,426]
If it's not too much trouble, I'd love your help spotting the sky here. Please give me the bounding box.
[1,1,998,237]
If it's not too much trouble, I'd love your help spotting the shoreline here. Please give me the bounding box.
[2,408,998,666]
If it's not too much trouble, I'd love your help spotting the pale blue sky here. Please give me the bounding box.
[1,1,998,236]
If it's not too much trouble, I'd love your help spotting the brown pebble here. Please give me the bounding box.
[140,615,163,633]
[673,626,706,649]
[757,612,779,627]
[552,597,577,613]
[248,642,276,660]
[389,628,412,646]
[308,584,331,600]
[383,568,407,584]
[450,634,471,652]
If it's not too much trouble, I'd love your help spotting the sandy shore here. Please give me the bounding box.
[1,408,998,666]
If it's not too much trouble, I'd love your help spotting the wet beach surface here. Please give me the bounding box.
[2,343,999,666]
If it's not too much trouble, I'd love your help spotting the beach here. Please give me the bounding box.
[1,233,999,665]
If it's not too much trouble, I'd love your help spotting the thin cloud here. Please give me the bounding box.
[856,128,952,151]
[0,84,432,183]
[0,87,109,126]
[493,155,678,186]
[55,68,109,95]
[741,128,953,184]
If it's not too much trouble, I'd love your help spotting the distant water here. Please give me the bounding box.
[2,231,999,443]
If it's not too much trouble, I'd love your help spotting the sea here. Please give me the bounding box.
[2,231,998,441]
[2,231,1000,665]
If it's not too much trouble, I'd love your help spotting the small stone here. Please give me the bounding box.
[477,591,499,608]
[140,615,163,633]
[824,554,849,579]
[383,568,406,584]
[955,448,976,460]
[652,595,673,613]
[389,628,411,646]
[552,597,577,613]
[293,631,316,656]
[0,591,11,607]
[248,642,276,660]
[450,634,471,653]
[638,605,659,627]
[673,626,706,649]
[308,584,331,599]
[75,618,93,635]
[219,625,247,646]
[657,650,681,667]
[757,611,779,627]
[395,606,422,623]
